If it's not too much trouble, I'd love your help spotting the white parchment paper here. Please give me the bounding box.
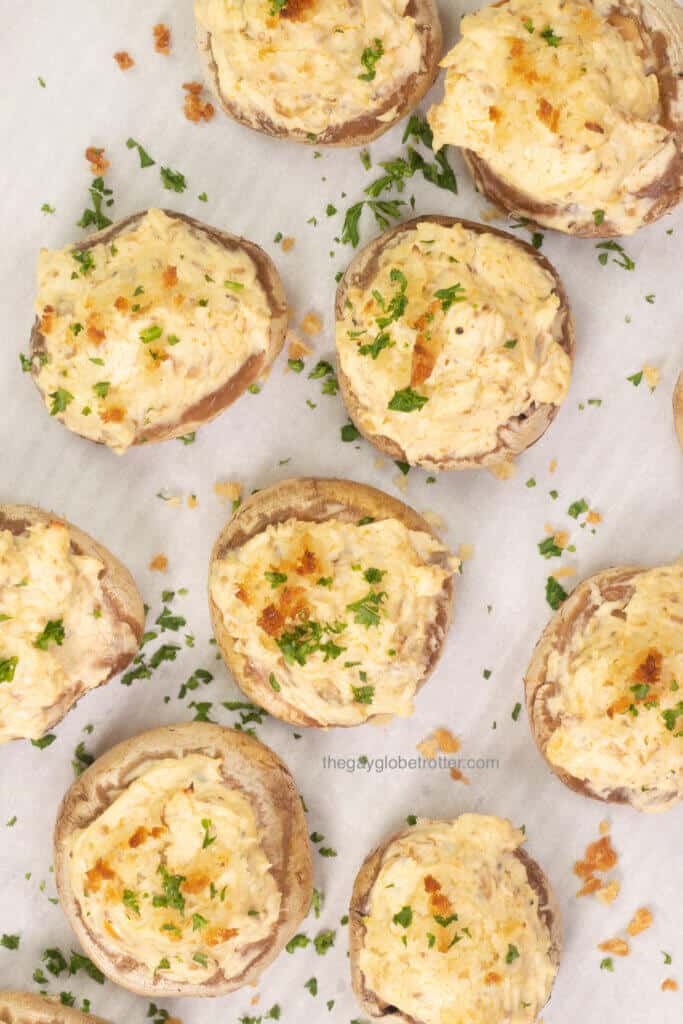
[0,3,682,1023]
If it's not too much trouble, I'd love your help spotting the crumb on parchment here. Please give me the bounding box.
[85,147,109,175]
[114,51,134,70]
[149,553,168,572]
[154,23,171,54]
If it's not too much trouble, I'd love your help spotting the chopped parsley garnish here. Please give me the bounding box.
[224,279,244,291]
[504,339,518,349]
[288,358,305,373]
[177,432,196,445]
[269,0,288,13]
[540,25,562,46]
[31,734,57,749]
[265,571,287,590]
[434,283,466,311]
[34,619,65,650]
[346,589,386,627]
[511,702,522,721]
[596,240,635,270]
[126,138,155,168]
[93,381,110,398]
[156,606,186,632]
[393,906,413,928]
[0,657,18,683]
[358,38,384,81]
[433,913,458,927]
[1,934,19,950]
[140,325,162,343]
[388,387,428,412]
[192,952,208,966]
[314,930,335,955]
[49,388,74,416]
[286,933,310,953]
[269,673,281,691]
[662,702,683,733]
[593,209,605,226]
[305,977,318,996]
[358,331,392,359]
[523,18,534,32]
[341,421,360,442]
[568,498,588,518]
[152,865,186,913]
[41,203,56,214]
[600,957,614,971]
[72,741,94,776]
[545,576,568,610]
[351,684,375,705]
[201,818,216,848]
[192,913,208,931]
[363,567,386,584]
[277,619,346,666]
[506,943,520,963]
[122,889,141,915]
[538,536,562,558]
[160,166,187,193]
[72,249,95,275]
[77,177,113,231]
[627,371,643,386]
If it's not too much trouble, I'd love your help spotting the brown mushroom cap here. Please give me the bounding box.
[195,0,443,146]
[30,210,288,448]
[459,0,683,236]
[0,503,144,741]
[209,476,455,727]
[335,215,575,470]
[53,723,313,997]
[0,992,110,1024]
[525,564,681,810]
[349,819,563,1023]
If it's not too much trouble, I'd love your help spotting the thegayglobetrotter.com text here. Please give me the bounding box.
[321,753,500,774]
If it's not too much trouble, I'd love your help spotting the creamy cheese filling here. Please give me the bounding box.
[66,755,281,983]
[0,523,138,744]
[546,562,683,811]
[358,816,557,1024]
[336,221,571,465]
[428,0,676,232]
[34,209,271,453]
[194,0,423,136]
[210,516,456,725]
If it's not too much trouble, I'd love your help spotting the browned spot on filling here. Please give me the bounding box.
[429,891,453,917]
[411,337,436,387]
[537,98,560,133]
[296,549,318,575]
[128,825,165,848]
[182,873,209,894]
[258,585,310,637]
[585,121,605,134]
[114,296,130,312]
[258,603,284,636]
[235,585,251,605]
[86,316,106,345]
[633,649,662,685]
[85,858,116,893]
[489,105,501,122]
[206,926,239,946]
[163,265,178,288]
[104,920,120,938]
[485,971,502,985]
[280,0,317,21]
[608,12,644,52]
[40,306,55,334]
[101,406,125,423]
[423,874,441,894]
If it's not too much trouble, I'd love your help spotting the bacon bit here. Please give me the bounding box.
[213,480,242,504]
[417,735,440,759]
[258,604,284,636]
[205,926,239,946]
[301,312,323,337]
[287,332,311,360]
[429,891,453,917]
[450,767,469,783]
[574,836,618,878]
[114,296,130,312]
[128,827,148,848]
[576,876,602,898]
[183,81,215,123]
[634,649,662,685]
[235,585,250,605]
[596,880,620,905]
[411,338,436,387]
[627,907,653,936]
[661,978,678,992]
[598,938,630,957]
[104,920,120,939]
[587,510,602,525]
[434,728,460,754]
[85,859,115,893]
[114,51,135,71]
[153,23,171,55]
[187,494,199,509]
[40,306,55,334]
[549,458,558,473]
[296,549,318,575]
[584,121,604,134]
[607,695,631,718]
[149,553,168,572]
[281,237,295,252]
[489,105,501,122]
[163,265,178,288]
[423,875,441,893]
[101,406,125,423]
[485,972,502,985]
[85,147,109,175]
[509,38,525,57]
[182,873,209,894]
[537,98,560,133]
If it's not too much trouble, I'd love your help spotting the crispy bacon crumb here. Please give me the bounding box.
[114,51,135,70]
[281,237,295,252]
[598,938,630,957]
[596,880,620,905]
[183,81,215,123]
[85,859,115,893]
[162,265,178,288]
[40,306,55,334]
[100,406,125,423]
[301,312,323,336]
[574,833,619,899]
[661,978,678,992]
[114,296,130,313]
[149,553,169,572]
[153,23,171,55]
[288,332,312,361]
[626,907,653,936]
[423,874,441,893]
[85,147,109,176]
